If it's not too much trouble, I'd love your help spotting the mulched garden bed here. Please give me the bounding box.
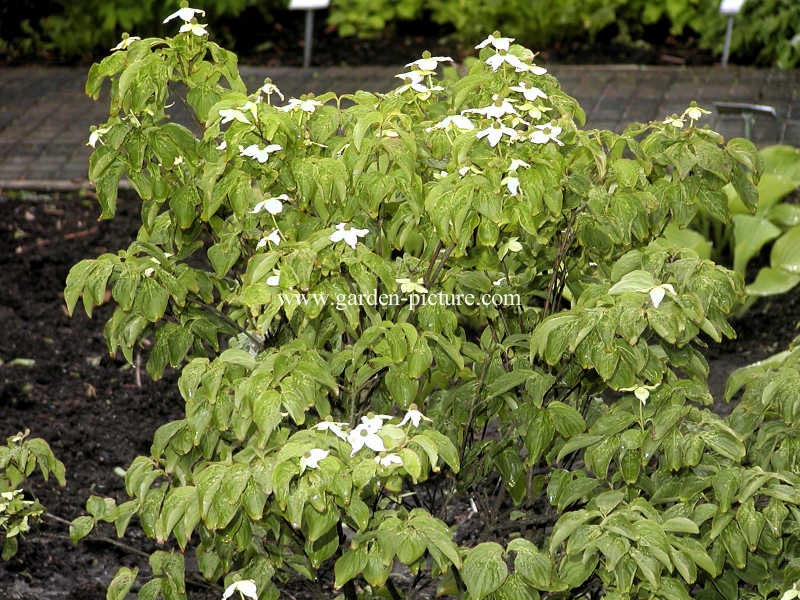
[0,190,797,599]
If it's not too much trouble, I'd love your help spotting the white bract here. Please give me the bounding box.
[395,71,443,95]
[257,229,281,249]
[509,158,530,171]
[266,274,280,286]
[252,194,288,215]
[348,424,386,455]
[476,123,518,147]
[219,109,251,125]
[530,123,564,146]
[179,23,208,36]
[110,35,140,51]
[239,144,282,163]
[510,82,547,101]
[163,7,206,23]
[431,115,475,130]
[504,176,520,196]
[663,115,685,128]
[330,223,369,249]
[361,414,393,430]
[280,98,323,113]
[260,82,284,101]
[87,126,111,148]
[215,140,227,150]
[475,34,514,52]
[300,448,329,472]
[396,278,428,294]
[649,283,676,308]
[464,96,518,119]
[399,406,431,428]
[684,104,711,121]
[315,420,349,441]
[221,579,257,600]
[376,453,404,467]
[405,56,453,71]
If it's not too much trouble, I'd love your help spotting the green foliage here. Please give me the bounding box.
[0,430,66,560]
[669,144,800,308]
[9,0,284,62]
[63,11,800,599]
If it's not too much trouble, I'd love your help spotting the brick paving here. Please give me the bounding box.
[0,64,799,186]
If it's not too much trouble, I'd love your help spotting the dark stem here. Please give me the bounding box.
[337,522,359,600]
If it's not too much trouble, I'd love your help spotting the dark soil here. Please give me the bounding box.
[0,191,798,599]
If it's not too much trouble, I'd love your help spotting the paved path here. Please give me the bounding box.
[0,65,798,186]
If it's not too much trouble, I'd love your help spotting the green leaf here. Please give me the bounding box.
[746,267,800,297]
[547,401,586,438]
[771,225,800,274]
[462,542,508,599]
[106,567,138,600]
[334,548,368,589]
[609,270,657,295]
[69,515,95,544]
[662,517,699,535]
[732,214,781,276]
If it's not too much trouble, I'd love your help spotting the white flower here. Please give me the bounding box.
[510,82,547,101]
[395,71,443,95]
[280,98,323,113]
[330,222,369,249]
[221,579,257,600]
[492,276,506,286]
[432,115,475,130]
[163,7,206,23]
[396,278,428,294]
[663,115,685,129]
[179,22,208,36]
[349,424,386,455]
[683,104,710,121]
[508,159,530,171]
[315,420,349,441]
[260,82,284,101]
[405,56,453,71]
[252,194,288,215]
[399,406,431,428]
[216,140,227,150]
[648,283,676,308]
[266,274,280,286]
[475,34,514,51]
[219,109,251,125]
[530,123,564,146]
[620,383,660,406]
[87,126,111,148]
[464,96,518,119]
[504,176,520,196]
[376,453,404,467]
[239,144,282,163]
[458,166,472,176]
[486,52,533,73]
[300,448,329,472]
[110,35,140,51]
[360,414,393,431]
[257,229,281,249]
[476,124,518,147]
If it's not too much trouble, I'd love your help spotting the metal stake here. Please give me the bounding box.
[721,15,734,67]
[303,9,314,69]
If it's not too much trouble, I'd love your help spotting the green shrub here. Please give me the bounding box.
[0,430,65,560]
[62,10,800,599]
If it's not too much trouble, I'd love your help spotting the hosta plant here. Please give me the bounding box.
[65,8,800,599]
[666,143,800,311]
